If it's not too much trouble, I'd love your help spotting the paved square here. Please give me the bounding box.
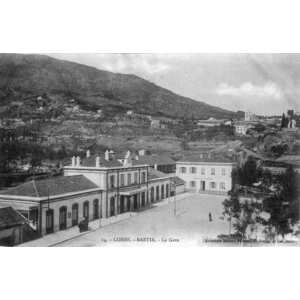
[58,193,230,246]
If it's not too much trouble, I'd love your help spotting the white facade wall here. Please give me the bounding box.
[176,162,234,194]
[40,191,103,235]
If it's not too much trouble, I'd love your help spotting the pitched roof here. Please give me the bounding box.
[172,176,185,186]
[80,155,123,168]
[133,154,175,166]
[178,155,234,164]
[0,175,99,198]
[148,168,170,180]
[0,206,27,230]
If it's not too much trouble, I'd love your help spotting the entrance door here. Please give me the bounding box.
[59,206,67,230]
[110,197,115,216]
[150,187,154,202]
[93,199,99,219]
[133,195,138,210]
[72,204,79,226]
[120,196,125,213]
[141,192,145,207]
[200,181,206,191]
[127,196,131,211]
[83,201,89,221]
[46,209,54,234]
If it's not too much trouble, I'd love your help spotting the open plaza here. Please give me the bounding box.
[48,193,229,247]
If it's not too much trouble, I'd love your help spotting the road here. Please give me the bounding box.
[56,193,229,246]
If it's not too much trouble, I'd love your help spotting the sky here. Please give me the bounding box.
[49,53,300,115]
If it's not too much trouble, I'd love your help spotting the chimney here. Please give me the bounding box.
[76,156,81,166]
[105,150,110,161]
[72,156,76,166]
[86,150,90,158]
[95,156,100,167]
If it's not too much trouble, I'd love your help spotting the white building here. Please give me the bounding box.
[176,155,236,194]
[0,150,176,237]
[234,121,253,135]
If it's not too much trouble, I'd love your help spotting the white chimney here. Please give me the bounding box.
[125,150,131,159]
[96,156,100,167]
[86,150,90,158]
[105,150,110,161]
[72,156,76,166]
[76,156,81,166]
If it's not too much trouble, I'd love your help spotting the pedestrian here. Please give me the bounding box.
[209,212,212,222]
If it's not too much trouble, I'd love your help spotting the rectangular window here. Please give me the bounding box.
[201,167,205,175]
[221,168,226,176]
[180,167,186,173]
[190,167,196,174]
[134,172,138,183]
[110,175,115,188]
[120,174,125,186]
[211,168,215,175]
[127,173,132,185]
[190,181,196,188]
[210,182,216,189]
[220,182,226,190]
[141,172,146,183]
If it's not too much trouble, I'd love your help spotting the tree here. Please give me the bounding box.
[262,166,300,240]
[235,156,261,186]
[223,190,261,240]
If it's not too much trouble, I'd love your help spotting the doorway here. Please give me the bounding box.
[110,197,115,216]
[133,194,138,210]
[72,203,78,226]
[200,181,206,191]
[83,201,89,221]
[93,199,99,219]
[59,206,67,230]
[46,209,54,234]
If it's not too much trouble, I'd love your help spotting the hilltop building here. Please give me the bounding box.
[176,154,236,194]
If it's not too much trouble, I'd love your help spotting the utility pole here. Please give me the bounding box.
[173,175,177,216]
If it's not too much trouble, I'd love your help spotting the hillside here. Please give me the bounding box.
[0,53,235,119]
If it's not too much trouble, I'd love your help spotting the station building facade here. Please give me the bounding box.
[0,151,175,237]
[176,155,236,194]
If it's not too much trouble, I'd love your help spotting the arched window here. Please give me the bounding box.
[59,206,67,230]
[83,201,89,221]
[72,203,79,226]
[93,199,99,220]
[110,197,115,216]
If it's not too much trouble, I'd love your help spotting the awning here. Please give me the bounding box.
[119,187,147,196]
[0,200,37,211]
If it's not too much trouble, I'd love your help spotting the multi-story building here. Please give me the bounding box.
[176,155,236,194]
[0,150,175,237]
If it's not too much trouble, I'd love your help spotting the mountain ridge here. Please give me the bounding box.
[0,53,236,119]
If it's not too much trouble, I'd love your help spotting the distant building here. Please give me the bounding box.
[197,118,225,127]
[245,111,256,121]
[234,121,253,135]
[150,116,179,129]
[132,153,176,173]
[176,154,236,194]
